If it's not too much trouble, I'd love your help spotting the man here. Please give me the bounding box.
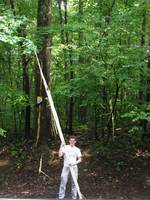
[58,135,82,199]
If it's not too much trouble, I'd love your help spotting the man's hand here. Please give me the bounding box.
[60,142,65,147]
[69,157,82,167]
[69,162,77,167]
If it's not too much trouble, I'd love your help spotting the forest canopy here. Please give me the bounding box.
[0,0,150,148]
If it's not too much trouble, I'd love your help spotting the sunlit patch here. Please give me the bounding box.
[83,149,92,158]
[0,159,10,167]
[144,179,150,186]
[87,171,97,177]
[48,150,61,166]
[20,191,29,194]
[135,150,150,158]
[48,159,60,166]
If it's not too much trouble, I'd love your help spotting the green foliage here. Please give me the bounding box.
[1,88,28,108]
[0,7,36,52]
[51,0,150,140]
[123,110,150,123]
[0,128,6,138]
[0,0,150,150]
[22,39,37,54]
[0,5,36,133]
[0,11,27,45]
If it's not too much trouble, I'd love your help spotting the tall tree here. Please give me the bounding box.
[63,0,74,134]
[22,52,31,139]
[57,0,69,133]
[139,8,147,132]
[35,0,52,145]
[77,0,87,125]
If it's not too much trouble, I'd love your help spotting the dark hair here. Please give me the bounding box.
[69,135,77,141]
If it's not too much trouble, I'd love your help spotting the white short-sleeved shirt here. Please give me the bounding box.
[62,145,81,167]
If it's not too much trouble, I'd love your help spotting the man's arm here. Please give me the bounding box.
[59,143,65,157]
[76,156,82,164]
[70,156,82,166]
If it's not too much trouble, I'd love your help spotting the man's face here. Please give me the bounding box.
[69,138,76,146]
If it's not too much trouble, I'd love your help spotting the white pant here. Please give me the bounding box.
[59,165,78,199]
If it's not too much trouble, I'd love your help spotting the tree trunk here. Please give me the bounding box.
[94,104,99,140]
[139,10,147,132]
[78,0,84,49]
[144,56,150,133]
[68,49,74,134]
[57,0,68,133]
[58,0,74,135]
[78,0,87,125]
[22,53,31,139]
[35,0,52,145]
[147,58,150,102]
[107,82,120,141]
[98,0,116,140]
[63,0,74,134]
[57,0,72,134]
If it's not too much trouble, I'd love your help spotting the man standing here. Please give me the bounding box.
[58,135,82,199]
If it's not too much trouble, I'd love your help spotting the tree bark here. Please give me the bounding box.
[58,0,74,134]
[22,53,31,139]
[68,48,74,134]
[57,0,72,134]
[78,0,87,125]
[35,0,52,145]
[139,10,147,132]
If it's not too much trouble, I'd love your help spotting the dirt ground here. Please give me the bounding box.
[0,142,150,200]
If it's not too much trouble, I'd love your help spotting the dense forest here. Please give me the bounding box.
[0,0,150,199]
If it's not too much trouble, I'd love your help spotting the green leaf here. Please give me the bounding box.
[0,128,6,137]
